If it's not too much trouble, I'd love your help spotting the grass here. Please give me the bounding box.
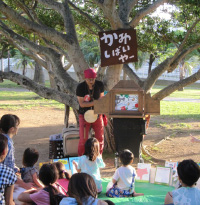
[0,80,200,118]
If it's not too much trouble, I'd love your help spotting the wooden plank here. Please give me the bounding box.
[113,80,142,90]
[109,114,143,118]
[144,93,160,115]
[94,93,110,114]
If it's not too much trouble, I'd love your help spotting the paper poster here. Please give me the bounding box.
[155,166,171,185]
[53,158,70,171]
[136,163,151,182]
[68,157,80,175]
[165,161,178,187]
[39,161,50,169]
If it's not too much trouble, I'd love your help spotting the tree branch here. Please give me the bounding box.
[0,21,78,94]
[172,18,200,61]
[37,0,62,13]
[118,0,138,23]
[143,58,171,93]
[168,43,200,72]
[129,0,169,28]
[0,71,79,109]
[68,0,104,31]
[152,69,200,100]
[93,0,123,29]
[123,64,143,87]
[0,0,73,49]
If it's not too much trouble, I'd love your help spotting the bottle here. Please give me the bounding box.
[114,152,119,168]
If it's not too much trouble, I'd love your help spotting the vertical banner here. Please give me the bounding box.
[99,29,138,67]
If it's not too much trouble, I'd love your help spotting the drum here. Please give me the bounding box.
[84,110,98,123]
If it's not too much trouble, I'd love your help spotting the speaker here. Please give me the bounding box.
[113,118,145,158]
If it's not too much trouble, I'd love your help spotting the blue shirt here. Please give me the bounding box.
[2,134,15,170]
[60,196,100,205]
[172,187,200,205]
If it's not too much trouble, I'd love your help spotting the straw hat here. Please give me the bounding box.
[84,110,98,123]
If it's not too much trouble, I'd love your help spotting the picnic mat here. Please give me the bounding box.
[98,178,174,204]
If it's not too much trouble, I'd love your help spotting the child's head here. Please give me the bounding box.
[68,173,97,203]
[177,159,200,187]
[0,114,20,135]
[22,148,39,167]
[120,149,134,166]
[84,137,99,161]
[39,163,58,186]
[0,134,8,161]
[54,161,70,180]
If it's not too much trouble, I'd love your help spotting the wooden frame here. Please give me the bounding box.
[109,90,144,117]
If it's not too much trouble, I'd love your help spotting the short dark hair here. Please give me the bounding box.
[120,149,134,166]
[0,134,8,156]
[22,148,39,167]
[177,159,200,187]
[84,138,99,161]
[39,163,58,186]
[0,114,20,134]
[68,173,97,204]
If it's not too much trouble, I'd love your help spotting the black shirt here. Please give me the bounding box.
[76,80,104,114]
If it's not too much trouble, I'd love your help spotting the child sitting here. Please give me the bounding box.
[18,163,66,205]
[73,138,105,193]
[165,159,200,205]
[60,173,107,205]
[54,161,70,193]
[21,148,44,188]
[0,134,17,205]
[0,114,33,190]
[106,149,144,197]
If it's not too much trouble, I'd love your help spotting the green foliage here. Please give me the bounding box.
[80,39,100,66]
[13,50,34,75]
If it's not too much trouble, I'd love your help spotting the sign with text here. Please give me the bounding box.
[99,29,138,67]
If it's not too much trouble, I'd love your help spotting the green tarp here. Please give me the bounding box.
[98,178,174,205]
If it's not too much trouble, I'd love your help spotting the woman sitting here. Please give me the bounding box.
[165,159,200,205]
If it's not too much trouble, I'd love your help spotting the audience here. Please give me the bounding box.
[0,134,17,205]
[21,147,44,188]
[73,138,105,193]
[0,114,33,190]
[106,149,144,197]
[18,163,66,205]
[54,161,70,193]
[165,159,200,205]
[4,114,200,204]
[60,173,107,205]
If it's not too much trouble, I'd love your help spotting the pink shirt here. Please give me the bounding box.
[30,189,50,205]
[57,179,69,193]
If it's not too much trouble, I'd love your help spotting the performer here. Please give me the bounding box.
[76,68,104,156]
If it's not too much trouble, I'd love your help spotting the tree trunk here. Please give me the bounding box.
[178,59,185,91]
[1,58,4,72]
[105,64,123,90]
[7,51,10,72]
[64,105,70,128]
[148,53,155,75]
[34,62,45,85]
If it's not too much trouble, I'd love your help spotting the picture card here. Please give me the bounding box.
[154,166,171,185]
[136,163,151,182]
[68,157,80,175]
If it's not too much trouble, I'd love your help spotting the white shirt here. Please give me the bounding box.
[113,165,137,192]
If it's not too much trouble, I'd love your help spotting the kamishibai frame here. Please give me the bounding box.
[109,90,144,117]
[99,28,138,67]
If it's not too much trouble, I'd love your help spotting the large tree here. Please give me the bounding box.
[0,0,200,148]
